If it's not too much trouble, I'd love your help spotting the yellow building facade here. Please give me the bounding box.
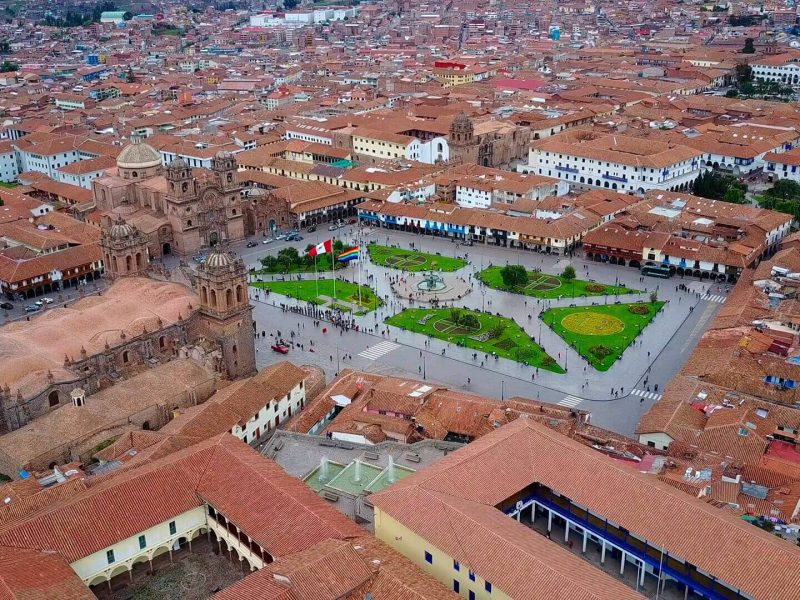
[374,507,510,600]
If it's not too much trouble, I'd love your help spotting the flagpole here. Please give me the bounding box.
[314,253,319,299]
[331,239,336,302]
[357,254,362,306]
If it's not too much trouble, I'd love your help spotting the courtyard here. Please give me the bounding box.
[386,307,565,373]
[367,243,467,272]
[478,266,636,299]
[103,541,246,600]
[541,301,666,371]
[251,278,382,314]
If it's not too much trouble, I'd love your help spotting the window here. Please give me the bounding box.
[469,592,475,600]
[453,559,460,571]
[424,551,433,564]
[106,549,115,564]
[469,569,475,582]
[453,580,460,593]
[485,581,492,593]
[139,535,146,549]
[169,521,177,535]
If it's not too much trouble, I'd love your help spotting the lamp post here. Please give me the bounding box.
[422,354,427,379]
[501,379,505,401]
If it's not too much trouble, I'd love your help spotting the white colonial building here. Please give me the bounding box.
[519,131,703,195]
[751,53,800,85]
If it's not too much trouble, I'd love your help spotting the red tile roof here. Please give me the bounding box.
[372,418,800,600]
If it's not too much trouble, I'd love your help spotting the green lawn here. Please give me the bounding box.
[367,244,467,272]
[478,266,638,299]
[252,278,382,313]
[386,308,564,373]
[541,302,665,371]
[0,182,18,189]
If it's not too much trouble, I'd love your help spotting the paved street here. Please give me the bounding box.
[246,225,727,437]
[10,224,724,438]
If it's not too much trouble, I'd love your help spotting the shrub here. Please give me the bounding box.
[589,345,613,358]
[488,322,506,339]
[628,305,649,315]
[542,356,557,366]
[460,313,480,329]
[449,308,462,324]
[585,283,606,293]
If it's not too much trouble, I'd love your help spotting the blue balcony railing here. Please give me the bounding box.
[555,165,579,174]
[508,493,741,600]
[602,174,628,183]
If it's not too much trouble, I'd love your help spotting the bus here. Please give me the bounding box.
[641,265,672,279]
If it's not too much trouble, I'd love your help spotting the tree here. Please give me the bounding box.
[0,41,10,54]
[500,264,528,288]
[735,63,753,85]
[693,171,746,201]
[765,179,800,201]
[743,38,755,54]
[723,186,746,204]
[460,313,480,329]
[561,265,576,282]
[283,0,299,8]
[0,61,18,72]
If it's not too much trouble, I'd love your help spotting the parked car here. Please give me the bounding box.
[246,241,258,248]
[25,305,41,313]
[348,217,357,224]
[0,302,13,310]
[271,343,290,354]
[276,233,287,241]
[307,225,317,232]
[328,223,339,231]
[262,238,273,245]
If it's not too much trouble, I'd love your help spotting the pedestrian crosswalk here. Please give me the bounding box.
[632,389,662,401]
[358,341,400,361]
[557,395,583,408]
[705,295,726,304]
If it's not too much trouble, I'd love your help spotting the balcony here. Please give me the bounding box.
[507,492,740,600]
[602,173,628,183]
[555,165,579,174]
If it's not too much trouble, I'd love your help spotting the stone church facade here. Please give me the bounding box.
[92,142,246,258]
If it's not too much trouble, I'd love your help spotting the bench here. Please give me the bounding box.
[405,452,421,463]
[364,451,380,461]
[274,440,284,451]
[319,439,337,447]
[321,490,339,502]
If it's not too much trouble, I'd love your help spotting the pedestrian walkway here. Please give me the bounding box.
[631,389,662,401]
[557,395,583,408]
[358,340,400,361]
[705,294,726,304]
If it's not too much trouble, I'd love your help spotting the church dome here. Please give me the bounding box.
[117,142,162,170]
[205,249,234,268]
[167,157,188,171]
[109,217,136,240]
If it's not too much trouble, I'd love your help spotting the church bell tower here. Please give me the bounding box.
[192,248,256,379]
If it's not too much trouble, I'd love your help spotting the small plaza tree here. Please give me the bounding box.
[500,264,528,288]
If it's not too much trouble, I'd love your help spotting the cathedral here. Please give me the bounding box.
[92,141,246,258]
[0,222,256,433]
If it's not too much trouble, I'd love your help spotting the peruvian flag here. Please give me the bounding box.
[308,239,333,257]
